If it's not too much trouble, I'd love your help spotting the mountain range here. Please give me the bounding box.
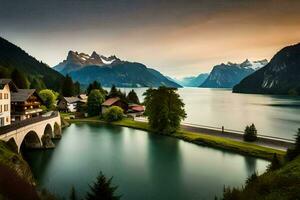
[0,37,64,91]
[169,73,209,87]
[199,59,268,88]
[54,51,181,88]
[233,43,300,95]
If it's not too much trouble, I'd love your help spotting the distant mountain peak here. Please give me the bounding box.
[53,50,181,88]
[200,59,267,88]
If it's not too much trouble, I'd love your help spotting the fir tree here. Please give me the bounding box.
[127,89,139,104]
[85,171,121,200]
[62,74,75,97]
[69,186,77,200]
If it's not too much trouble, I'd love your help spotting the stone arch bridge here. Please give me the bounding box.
[0,111,61,153]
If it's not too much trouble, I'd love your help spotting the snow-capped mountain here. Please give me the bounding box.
[53,51,181,88]
[53,51,120,74]
[200,59,268,88]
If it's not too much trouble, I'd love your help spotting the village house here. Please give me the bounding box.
[101,97,145,117]
[127,104,145,117]
[57,94,87,113]
[11,89,44,122]
[101,97,128,114]
[0,79,17,126]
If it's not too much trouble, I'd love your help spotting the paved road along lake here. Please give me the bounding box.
[118,87,300,139]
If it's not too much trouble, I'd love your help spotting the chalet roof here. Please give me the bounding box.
[11,89,36,102]
[64,97,81,104]
[129,105,145,112]
[0,79,18,92]
[102,97,120,106]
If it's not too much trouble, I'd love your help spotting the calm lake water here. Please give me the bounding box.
[25,123,269,200]
[118,87,300,139]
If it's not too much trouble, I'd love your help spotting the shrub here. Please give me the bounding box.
[39,89,58,109]
[243,124,257,142]
[104,106,124,122]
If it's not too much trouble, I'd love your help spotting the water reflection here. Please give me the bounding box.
[25,124,269,200]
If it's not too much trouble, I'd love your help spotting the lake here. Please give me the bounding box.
[117,87,300,139]
[25,123,269,199]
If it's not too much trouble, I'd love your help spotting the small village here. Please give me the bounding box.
[0,78,145,129]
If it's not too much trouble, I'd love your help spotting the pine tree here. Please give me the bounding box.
[108,85,119,98]
[62,74,75,97]
[74,81,81,95]
[127,89,139,104]
[87,81,107,95]
[268,153,281,171]
[11,69,29,89]
[69,186,77,200]
[85,171,121,200]
[286,128,300,161]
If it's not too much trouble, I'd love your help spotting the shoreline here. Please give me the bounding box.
[66,117,285,161]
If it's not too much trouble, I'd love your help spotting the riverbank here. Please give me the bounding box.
[67,117,285,161]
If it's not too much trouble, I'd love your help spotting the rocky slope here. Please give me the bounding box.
[233,43,300,95]
[200,59,267,88]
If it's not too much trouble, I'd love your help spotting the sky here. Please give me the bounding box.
[1,0,300,78]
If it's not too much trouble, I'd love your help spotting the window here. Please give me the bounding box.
[0,105,2,113]
[4,104,8,112]
[0,93,2,99]
[4,93,8,99]
[6,117,9,123]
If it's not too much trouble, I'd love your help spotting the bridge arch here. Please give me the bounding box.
[20,131,42,153]
[54,122,61,138]
[41,123,55,148]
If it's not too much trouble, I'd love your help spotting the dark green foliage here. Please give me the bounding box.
[245,171,258,185]
[70,186,77,200]
[85,171,121,200]
[62,75,75,97]
[103,106,124,122]
[87,89,105,116]
[268,153,281,171]
[222,155,300,200]
[0,37,64,91]
[74,81,81,95]
[0,66,10,78]
[127,89,139,104]
[243,124,257,142]
[87,81,107,95]
[29,77,46,90]
[11,69,29,89]
[143,86,186,134]
[108,85,119,98]
[286,128,300,161]
[108,85,127,101]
